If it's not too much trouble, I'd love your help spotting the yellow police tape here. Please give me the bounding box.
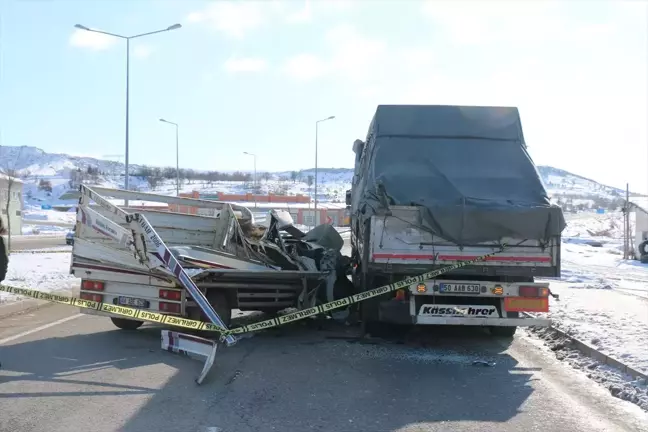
[0,245,506,336]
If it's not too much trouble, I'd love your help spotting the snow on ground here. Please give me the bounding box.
[524,327,648,410]
[23,208,76,224]
[21,225,69,235]
[526,211,648,410]
[0,248,78,304]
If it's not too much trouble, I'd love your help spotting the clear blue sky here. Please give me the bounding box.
[1,0,646,191]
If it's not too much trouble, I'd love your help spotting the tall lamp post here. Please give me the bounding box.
[243,152,257,189]
[314,116,335,223]
[159,119,180,196]
[74,23,182,206]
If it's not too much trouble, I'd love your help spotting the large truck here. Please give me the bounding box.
[346,105,565,336]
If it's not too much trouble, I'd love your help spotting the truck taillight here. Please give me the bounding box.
[160,302,181,314]
[519,286,549,297]
[159,289,182,301]
[80,292,103,302]
[82,280,105,291]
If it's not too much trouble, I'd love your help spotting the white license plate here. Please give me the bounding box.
[117,296,150,308]
[439,283,481,294]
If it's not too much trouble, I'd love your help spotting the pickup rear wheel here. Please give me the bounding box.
[111,317,144,330]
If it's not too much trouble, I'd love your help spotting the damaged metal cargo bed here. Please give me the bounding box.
[69,185,353,338]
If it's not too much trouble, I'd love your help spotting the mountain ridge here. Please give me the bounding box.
[0,145,639,209]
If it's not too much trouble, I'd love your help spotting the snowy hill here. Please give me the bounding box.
[0,145,142,178]
[0,145,636,213]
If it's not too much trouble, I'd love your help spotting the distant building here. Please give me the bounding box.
[171,191,349,227]
[0,175,23,236]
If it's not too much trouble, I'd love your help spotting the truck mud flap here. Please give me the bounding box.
[161,330,218,385]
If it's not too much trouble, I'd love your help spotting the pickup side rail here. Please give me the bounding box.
[76,185,237,346]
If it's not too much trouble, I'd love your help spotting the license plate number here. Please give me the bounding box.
[439,283,481,294]
[117,296,150,308]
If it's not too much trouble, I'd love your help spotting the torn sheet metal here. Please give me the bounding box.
[161,330,218,385]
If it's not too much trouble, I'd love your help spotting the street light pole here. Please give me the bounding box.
[74,23,181,206]
[243,152,257,208]
[314,116,335,224]
[243,152,257,188]
[159,119,180,196]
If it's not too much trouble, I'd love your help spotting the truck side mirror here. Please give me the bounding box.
[345,190,351,206]
[352,139,364,155]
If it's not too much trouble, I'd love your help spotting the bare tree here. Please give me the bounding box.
[0,146,25,252]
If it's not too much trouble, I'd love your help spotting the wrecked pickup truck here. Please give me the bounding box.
[69,185,353,333]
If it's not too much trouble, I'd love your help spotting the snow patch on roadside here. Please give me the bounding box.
[22,225,69,235]
[525,327,648,411]
[1,249,79,303]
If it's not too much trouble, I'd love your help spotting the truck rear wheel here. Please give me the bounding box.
[189,290,232,339]
[360,272,387,336]
[490,326,517,337]
[111,317,144,330]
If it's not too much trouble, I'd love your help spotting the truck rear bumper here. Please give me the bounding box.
[414,316,550,327]
[377,299,551,327]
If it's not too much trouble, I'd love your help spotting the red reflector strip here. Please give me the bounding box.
[504,297,548,313]
[371,254,551,263]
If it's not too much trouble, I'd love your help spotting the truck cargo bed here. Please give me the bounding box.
[366,207,560,278]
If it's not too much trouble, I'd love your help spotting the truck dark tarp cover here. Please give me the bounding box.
[352,105,566,245]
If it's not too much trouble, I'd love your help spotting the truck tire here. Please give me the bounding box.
[189,290,232,339]
[0,236,7,282]
[360,272,387,336]
[204,290,232,327]
[638,240,648,256]
[490,326,517,337]
[111,317,144,330]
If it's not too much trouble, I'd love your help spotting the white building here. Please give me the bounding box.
[629,198,648,258]
[0,175,23,236]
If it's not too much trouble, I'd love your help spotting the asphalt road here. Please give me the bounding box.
[0,305,646,432]
[9,235,68,251]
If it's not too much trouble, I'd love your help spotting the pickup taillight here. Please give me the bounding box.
[81,280,105,291]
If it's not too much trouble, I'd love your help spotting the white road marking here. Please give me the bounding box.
[0,313,82,345]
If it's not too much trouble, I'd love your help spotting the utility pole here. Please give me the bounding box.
[243,152,257,208]
[624,183,630,259]
[74,23,182,206]
[314,116,335,225]
[159,119,180,196]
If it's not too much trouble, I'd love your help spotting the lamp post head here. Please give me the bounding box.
[74,24,90,31]
[327,116,335,120]
[167,24,182,31]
